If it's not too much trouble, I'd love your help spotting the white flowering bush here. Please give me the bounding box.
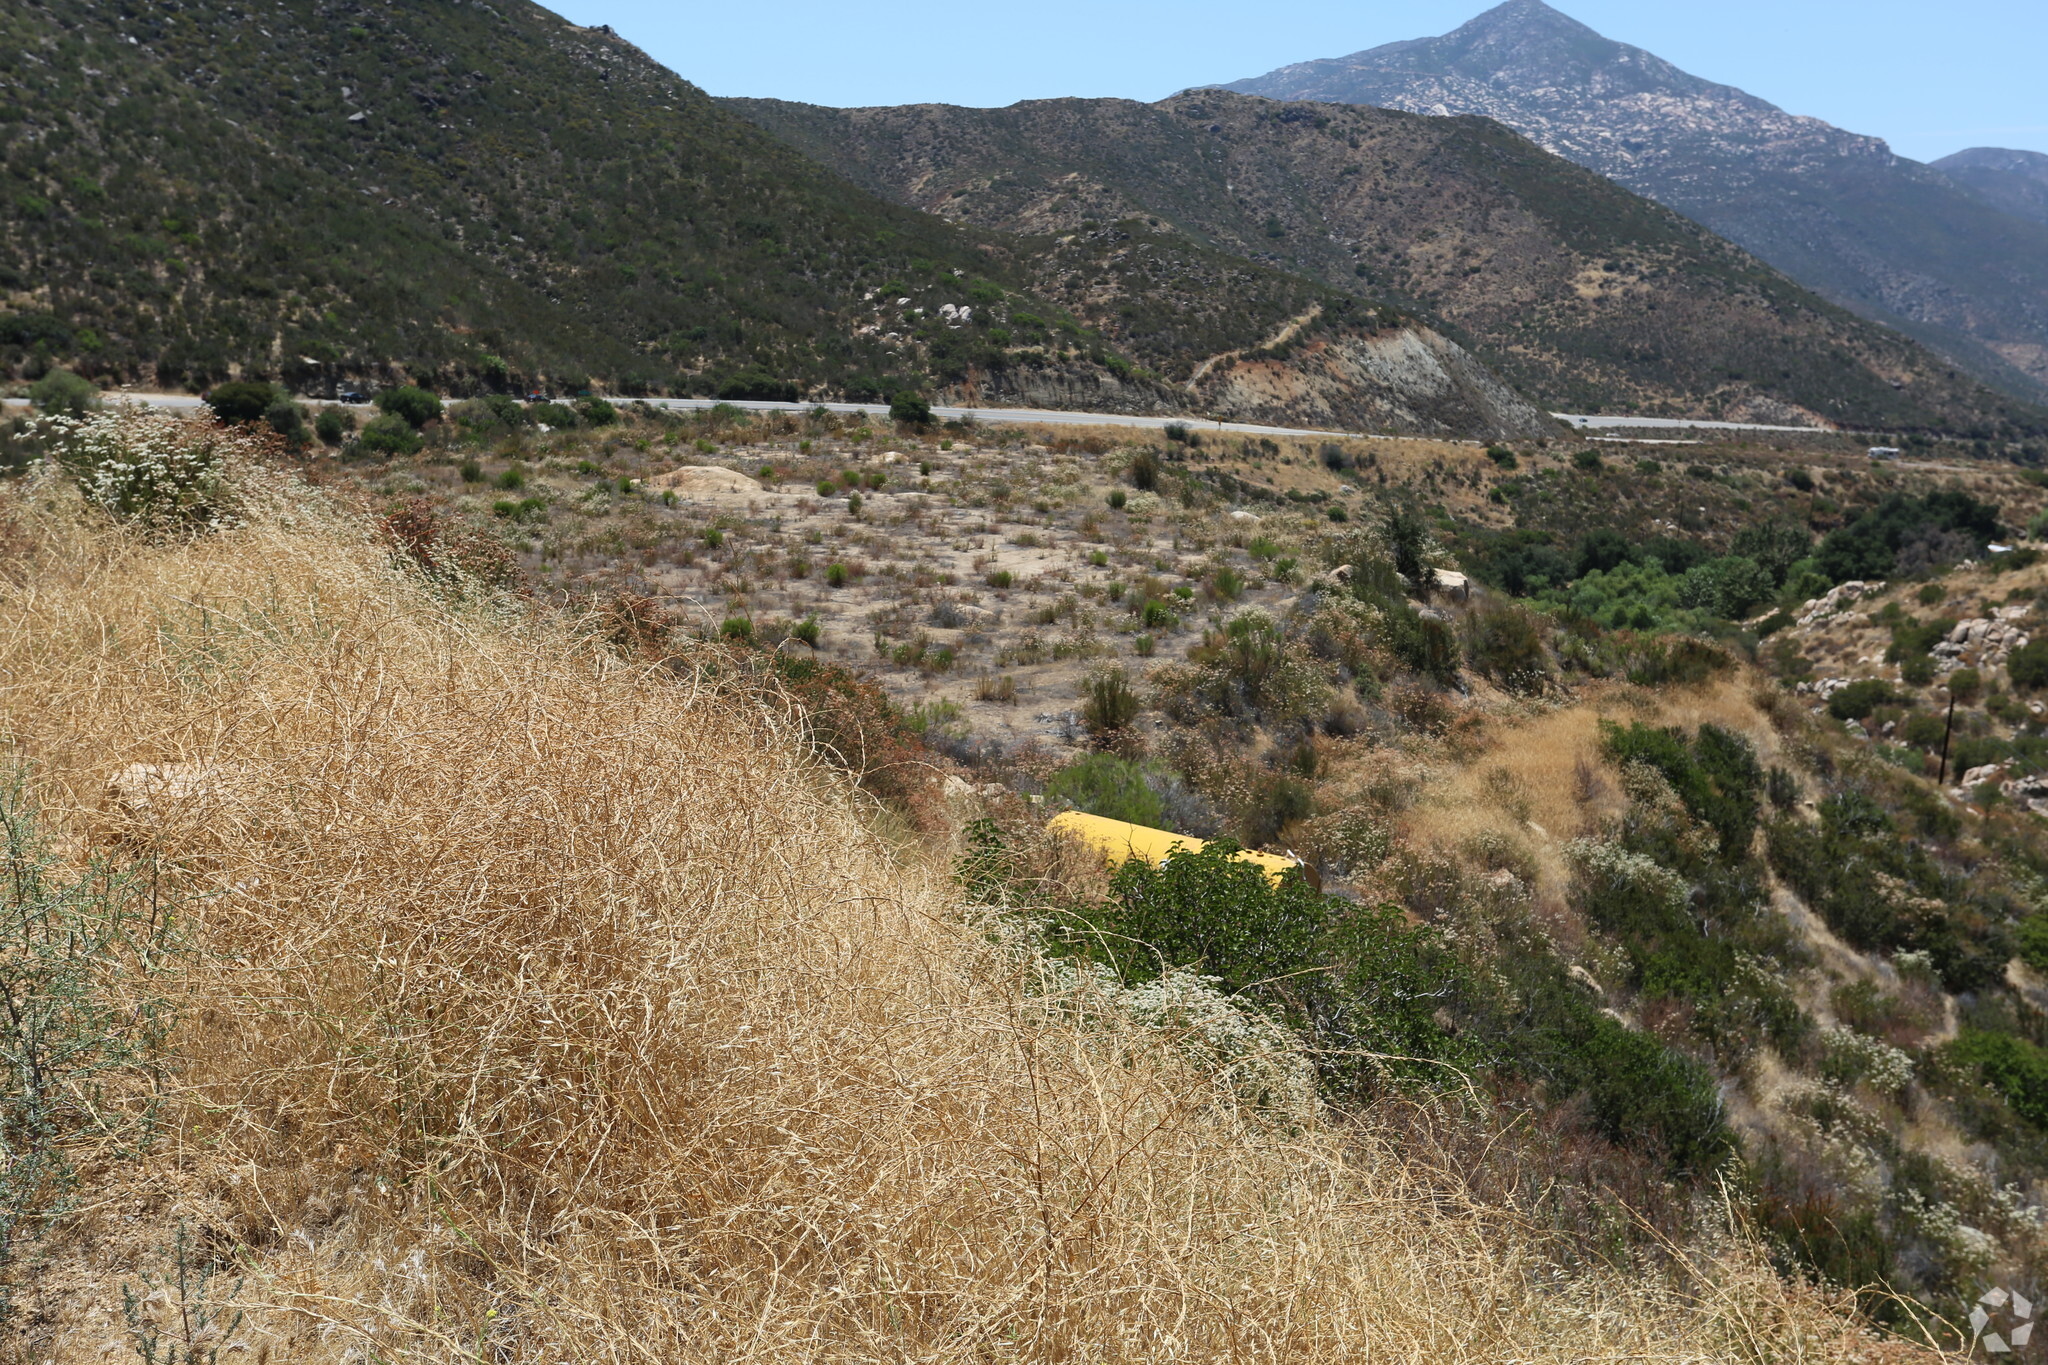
[1818,1026,1916,1093]
[38,407,265,533]
[1564,838,1688,917]
[1040,958,1317,1118]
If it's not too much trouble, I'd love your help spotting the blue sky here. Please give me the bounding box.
[546,0,2047,163]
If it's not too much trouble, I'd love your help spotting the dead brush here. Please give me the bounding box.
[0,478,1926,1363]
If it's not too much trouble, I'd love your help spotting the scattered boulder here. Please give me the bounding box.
[1794,580,1884,631]
[2002,773,2048,815]
[1436,570,1472,604]
[1932,611,2030,669]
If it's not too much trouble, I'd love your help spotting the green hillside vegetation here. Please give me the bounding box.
[0,0,1501,433]
[732,92,2048,440]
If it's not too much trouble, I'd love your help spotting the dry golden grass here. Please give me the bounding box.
[0,476,1931,1362]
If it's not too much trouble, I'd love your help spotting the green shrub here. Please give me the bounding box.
[1604,721,1763,854]
[577,397,619,426]
[203,380,279,423]
[494,465,527,491]
[719,616,753,642]
[458,458,483,483]
[1946,667,1982,704]
[315,408,352,445]
[987,569,1015,589]
[374,385,443,429]
[1128,449,1161,491]
[824,562,850,588]
[1827,679,1898,721]
[28,368,97,416]
[264,400,307,444]
[1572,448,1602,471]
[1080,665,1141,736]
[491,495,545,521]
[530,402,579,428]
[1728,520,1813,586]
[790,615,822,648]
[1948,1030,2048,1129]
[2009,638,2048,691]
[1767,794,2008,991]
[1625,636,1731,687]
[2018,913,2048,974]
[1464,602,1549,694]
[1678,555,1775,619]
[1381,603,1459,685]
[888,391,933,425]
[357,414,422,456]
[1044,754,1169,828]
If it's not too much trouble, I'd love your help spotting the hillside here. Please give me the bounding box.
[0,0,1543,440]
[1936,148,2048,230]
[1215,0,2048,405]
[12,390,2032,1337]
[731,91,2048,440]
[0,413,1920,1361]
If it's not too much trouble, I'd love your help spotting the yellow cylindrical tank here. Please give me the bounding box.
[1046,809,1299,886]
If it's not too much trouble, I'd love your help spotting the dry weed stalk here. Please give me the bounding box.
[0,481,1932,1362]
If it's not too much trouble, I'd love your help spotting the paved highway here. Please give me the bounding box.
[1551,411,1830,435]
[6,391,1836,440]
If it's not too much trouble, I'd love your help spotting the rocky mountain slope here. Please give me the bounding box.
[0,0,1541,439]
[1216,0,2048,404]
[1935,148,2048,230]
[734,91,2046,438]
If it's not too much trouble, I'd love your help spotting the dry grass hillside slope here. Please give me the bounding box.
[0,434,1934,1360]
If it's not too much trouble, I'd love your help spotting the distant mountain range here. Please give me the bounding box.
[734,91,2046,437]
[1216,0,2048,405]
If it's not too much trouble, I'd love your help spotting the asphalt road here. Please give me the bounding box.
[5,391,1837,439]
[1551,411,1830,435]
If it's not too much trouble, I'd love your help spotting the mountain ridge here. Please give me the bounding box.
[1935,147,2048,230]
[1215,0,2048,405]
[732,89,2048,439]
[0,0,1542,438]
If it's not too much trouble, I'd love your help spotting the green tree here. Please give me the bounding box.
[888,391,933,426]
[1677,555,1775,619]
[1382,504,1433,592]
[1729,519,1814,586]
[203,380,279,423]
[374,385,443,429]
[356,413,422,456]
[27,368,97,416]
